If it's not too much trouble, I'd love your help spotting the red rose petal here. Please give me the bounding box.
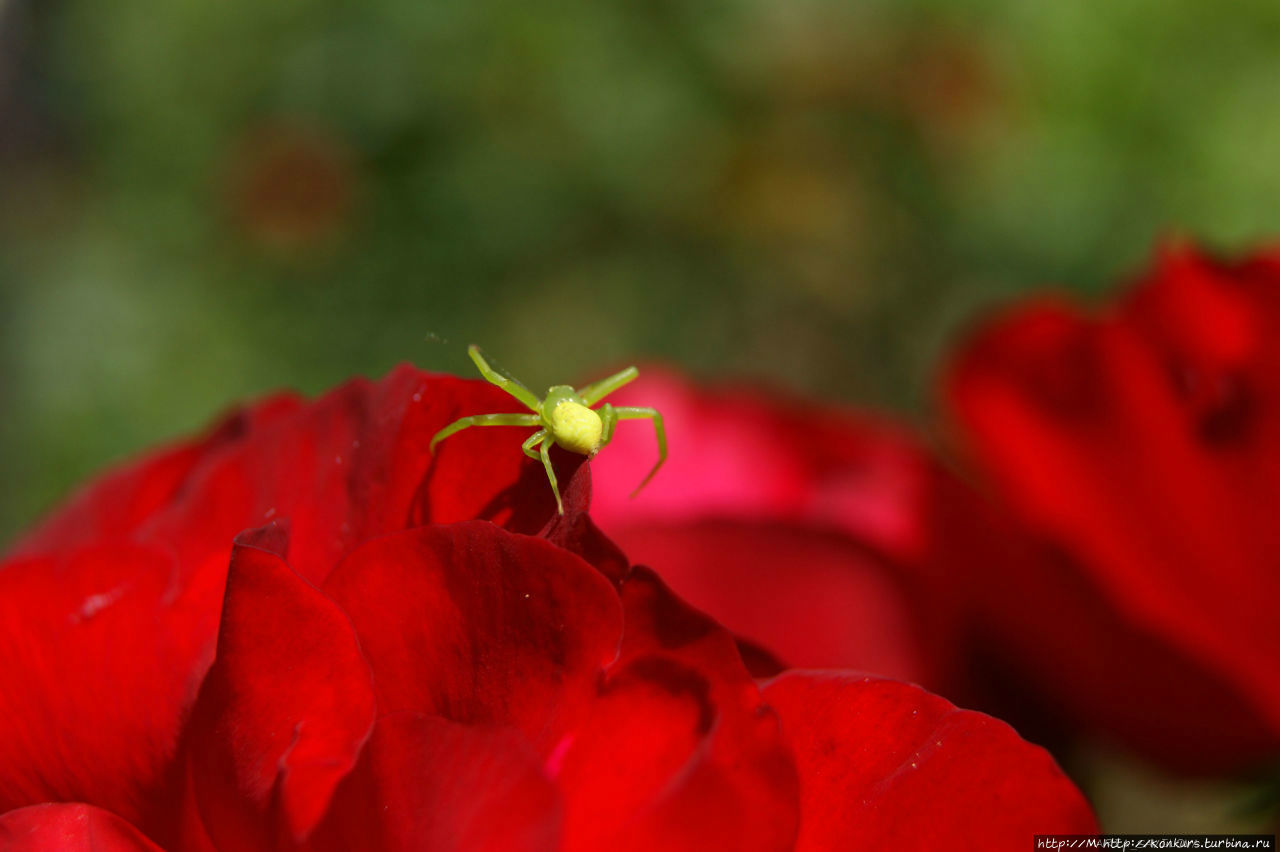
[554,655,798,852]
[553,657,723,852]
[611,519,933,683]
[614,566,758,681]
[538,460,630,583]
[414,380,573,532]
[590,369,959,688]
[8,396,304,559]
[183,527,376,849]
[314,712,561,852]
[763,672,1098,850]
[554,569,800,852]
[322,521,622,750]
[944,249,1280,770]
[0,803,164,851]
[0,543,219,832]
[142,366,471,586]
[16,365,564,588]
[933,483,1278,769]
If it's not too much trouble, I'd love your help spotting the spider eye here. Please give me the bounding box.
[548,401,603,456]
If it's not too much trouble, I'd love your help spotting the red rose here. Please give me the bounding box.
[0,365,1095,848]
[943,242,1280,774]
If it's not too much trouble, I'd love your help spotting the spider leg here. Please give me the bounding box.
[429,413,540,453]
[597,403,619,447]
[468,345,542,412]
[577,366,639,406]
[539,439,564,515]
[613,406,667,496]
[521,429,548,460]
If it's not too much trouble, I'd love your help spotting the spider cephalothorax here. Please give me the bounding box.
[430,345,666,513]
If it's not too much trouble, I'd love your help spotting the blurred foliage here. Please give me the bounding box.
[4,0,1280,543]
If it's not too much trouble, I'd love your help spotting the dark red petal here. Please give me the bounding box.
[763,673,1097,850]
[614,566,758,681]
[414,385,576,534]
[590,368,958,686]
[314,712,561,852]
[239,368,544,584]
[322,521,622,750]
[611,519,938,684]
[934,483,1279,769]
[16,365,565,588]
[183,527,376,849]
[553,656,798,852]
[0,803,164,851]
[554,569,799,852]
[943,275,1280,771]
[1127,243,1260,371]
[539,460,629,582]
[0,544,219,832]
[0,377,439,835]
[142,366,464,586]
[8,396,304,560]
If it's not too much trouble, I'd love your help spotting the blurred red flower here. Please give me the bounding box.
[943,242,1280,774]
[0,366,1095,849]
[588,368,964,689]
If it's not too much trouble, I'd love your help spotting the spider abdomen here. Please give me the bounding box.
[547,399,603,456]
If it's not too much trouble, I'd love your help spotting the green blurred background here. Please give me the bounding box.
[3,0,1280,829]
[6,0,1280,542]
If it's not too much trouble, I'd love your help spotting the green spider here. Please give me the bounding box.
[430,345,667,514]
